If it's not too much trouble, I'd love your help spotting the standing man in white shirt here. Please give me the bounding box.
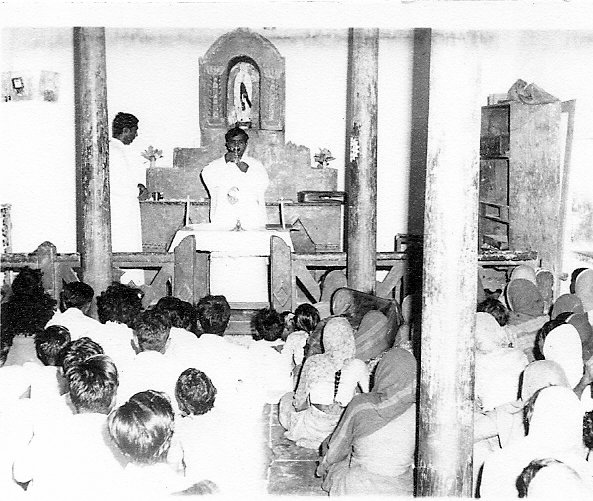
[200,126,269,230]
[110,112,148,285]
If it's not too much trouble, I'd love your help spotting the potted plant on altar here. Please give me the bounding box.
[313,148,335,169]
[141,146,163,168]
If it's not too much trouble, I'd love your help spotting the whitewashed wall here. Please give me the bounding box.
[1,27,592,257]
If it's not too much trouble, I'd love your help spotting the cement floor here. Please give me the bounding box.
[265,403,326,496]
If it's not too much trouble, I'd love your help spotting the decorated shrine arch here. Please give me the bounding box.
[198,28,285,140]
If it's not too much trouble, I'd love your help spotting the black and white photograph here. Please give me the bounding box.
[2,1,593,499]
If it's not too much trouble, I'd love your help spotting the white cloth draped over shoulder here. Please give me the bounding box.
[475,312,529,412]
[543,324,583,388]
[200,154,269,230]
[480,386,593,498]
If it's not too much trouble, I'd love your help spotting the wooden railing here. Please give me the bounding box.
[2,238,540,313]
[0,237,209,306]
[270,236,411,312]
[269,236,540,313]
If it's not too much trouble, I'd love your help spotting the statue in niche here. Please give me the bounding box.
[227,61,259,128]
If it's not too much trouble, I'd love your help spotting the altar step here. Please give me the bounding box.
[226,302,269,336]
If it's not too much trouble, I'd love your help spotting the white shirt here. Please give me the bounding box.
[4,336,43,367]
[0,399,33,500]
[13,412,125,499]
[46,307,102,340]
[117,350,185,410]
[175,407,266,496]
[165,326,198,359]
[91,321,136,370]
[246,338,293,404]
[118,462,190,499]
[201,154,269,230]
[175,334,265,413]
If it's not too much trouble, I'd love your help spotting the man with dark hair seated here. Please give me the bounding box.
[251,307,285,342]
[108,390,197,496]
[196,294,231,335]
[182,294,263,413]
[97,283,143,328]
[175,368,217,417]
[35,326,71,367]
[1,267,57,366]
[154,296,198,358]
[38,336,106,418]
[46,281,101,340]
[26,326,72,404]
[13,354,125,498]
[65,355,119,414]
[173,365,266,495]
[93,283,144,368]
[117,309,182,409]
[60,336,104,375]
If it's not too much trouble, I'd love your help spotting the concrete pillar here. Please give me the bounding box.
[416,30,482,497]
[73,27,112,315]
[345,28,379,294]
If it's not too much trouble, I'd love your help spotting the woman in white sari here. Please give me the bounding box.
[480,386,593,498]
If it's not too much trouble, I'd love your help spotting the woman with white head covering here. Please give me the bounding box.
[279,317,369,449]
[480,386,593,498]
[510,264,538,285]
[474,359,572,482]
[475,312,529,412]
[473,312,529,492]
[542,323,593,411]
[575,268,593,317]
[543,324,583,388]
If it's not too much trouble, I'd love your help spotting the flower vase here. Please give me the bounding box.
[149,158,156,169]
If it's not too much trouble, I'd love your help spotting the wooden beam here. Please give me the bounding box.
[345,28,378,294]
[416,30,482,497]
[73,27,112,316]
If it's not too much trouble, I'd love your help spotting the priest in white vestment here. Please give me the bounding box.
[201,126,268,230]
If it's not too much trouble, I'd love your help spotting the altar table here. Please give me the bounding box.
[168,224,293,302]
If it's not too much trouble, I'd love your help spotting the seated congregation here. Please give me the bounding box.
[2,264,593,497]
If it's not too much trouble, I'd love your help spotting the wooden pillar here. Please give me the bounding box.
[345,28,378,294]
[73,27,112,315]
[416,31,482,497]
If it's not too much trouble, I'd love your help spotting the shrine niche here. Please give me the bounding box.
[199,28,285,146]
[147,28,337,206]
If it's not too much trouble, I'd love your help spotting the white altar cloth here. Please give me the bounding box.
[167,224,293,302]
[168,223,293,256]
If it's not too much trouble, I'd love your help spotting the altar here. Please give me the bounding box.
[168,223,293,303]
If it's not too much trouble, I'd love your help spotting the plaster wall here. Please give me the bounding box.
[2,27,593,256]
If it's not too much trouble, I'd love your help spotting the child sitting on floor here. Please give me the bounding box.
[283,304,321,388]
